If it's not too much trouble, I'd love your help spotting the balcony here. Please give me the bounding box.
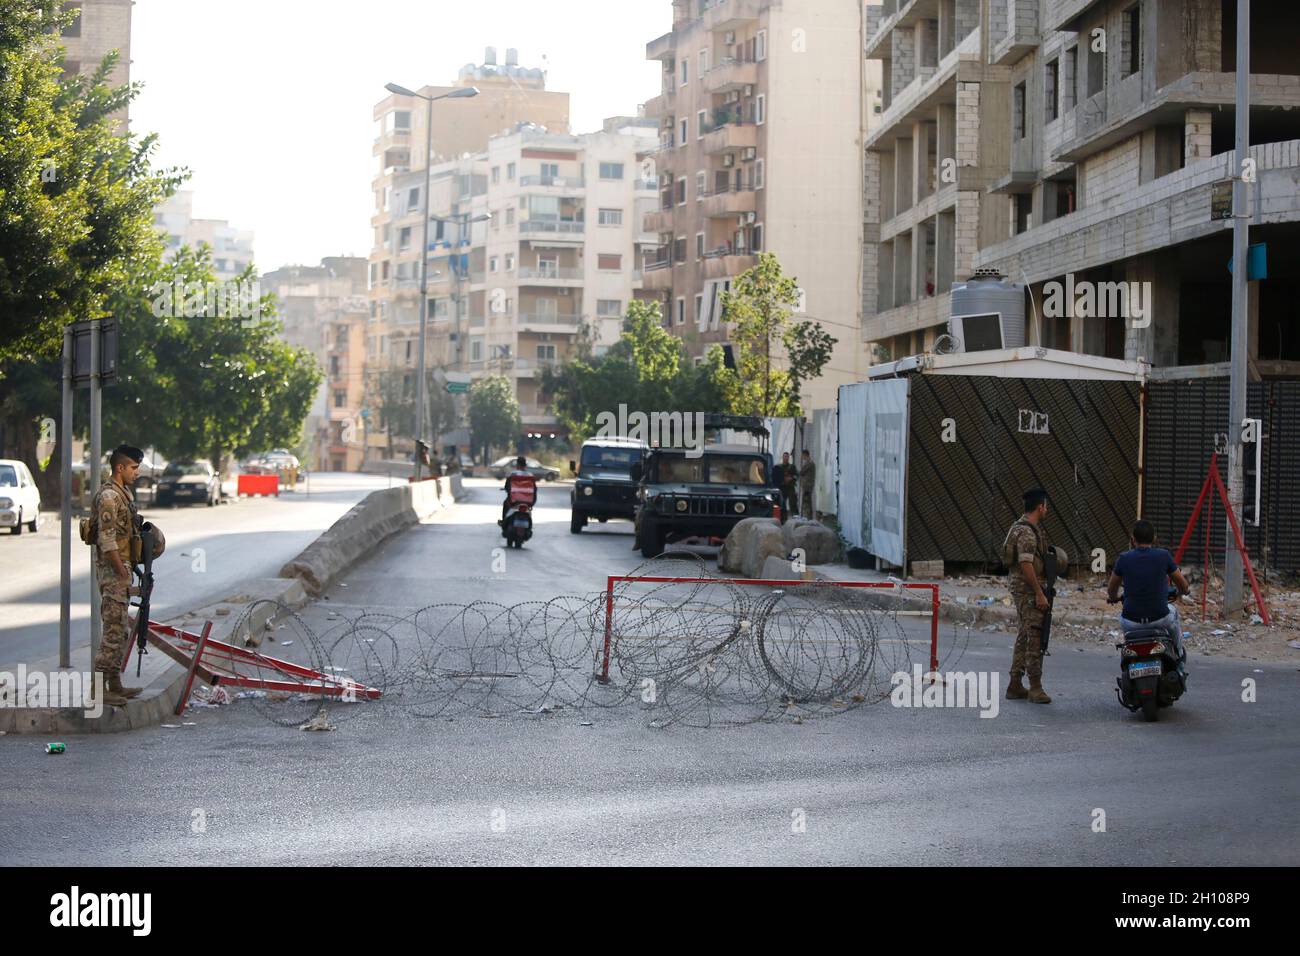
[517,266,583,284]
[637,136,676,160]
[518,220,585,241]
[642,261,675,291]
[518,313,581,334]
[701,58,759,94]
[634,177,658,192]
[701,185,756,219]
[702,251,757,279]
[520,173,586,193]
[702,120,757,155]
[701,0,761,33]
[988,0,1039,66]
[644,208,676,233]
[646,30,675,62]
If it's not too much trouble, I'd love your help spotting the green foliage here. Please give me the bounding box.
[468,375,521,460]
[102,247,323,472]
[541,300,723,442]
[366,364,457,456]
[712,252,836,418]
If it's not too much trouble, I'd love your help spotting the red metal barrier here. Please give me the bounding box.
[237,473,279,497]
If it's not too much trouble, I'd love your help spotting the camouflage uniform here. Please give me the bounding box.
[798,460,815,517]
[92,481,137,675]
[1004,516,1048,681]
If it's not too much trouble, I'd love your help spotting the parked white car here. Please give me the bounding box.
[0,459,42,535]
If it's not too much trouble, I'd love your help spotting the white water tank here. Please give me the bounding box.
[948,268,1026,352]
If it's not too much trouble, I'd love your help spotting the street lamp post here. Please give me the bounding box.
[383,82,478,480]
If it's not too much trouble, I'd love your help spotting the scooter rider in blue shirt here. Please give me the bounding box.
[1106,519,1191,672]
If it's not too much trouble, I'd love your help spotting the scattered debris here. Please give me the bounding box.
[298,708,335,732]
[578,720,593,727]
[235,690,268,700]
[215,607,231,617]
[160,724,180,729]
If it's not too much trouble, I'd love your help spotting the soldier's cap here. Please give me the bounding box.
[1023,487,1048,510]
[111,444,145,464]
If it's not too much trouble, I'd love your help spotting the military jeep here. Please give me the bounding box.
[632,444,780,558]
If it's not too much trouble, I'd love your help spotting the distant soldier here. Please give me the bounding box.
[1004,487,1052,704]
[91,444,146,707]
[774,452,796,522]
[798,449,815,518]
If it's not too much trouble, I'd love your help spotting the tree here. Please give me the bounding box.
[0,3,185,502]
[365,365,458,460]
[541,300,723,442]
[468,375,521,461]
[102,247,323,473]
[713,252,836,418]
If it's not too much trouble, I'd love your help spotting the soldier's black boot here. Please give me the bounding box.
[1006,673,1028,700]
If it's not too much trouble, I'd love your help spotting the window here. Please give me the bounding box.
[537,344,557,361]
[1087,41,1104,97]
[398,227,411,251]
[675,298,685,325]
[696,170,706,197]
[694,294,704,323]
[540,162,559,180]
[755,94,766,125]
[1013,82,1027,139]
[61,3,81,37]
[381,261,390,279]
[408,187,420,210]
[1045,59,1059,122]
[329,356,340,376]
[696,232,705,259]
[754,158,765,190]
[1064,47,1078,112]
[507,162,516,180]
[505,207,515,225]
[505,253,514,271]
[752,223,763,252]
[674,235,687,263]
[756,29,768,61]
[680,119,688,145]
[471,339,483,362]
[491,166,500,184]
[392,111,411,130]
[597,300,622,317]
[680,58,689,85]
[598,208,623,226]
[675,177,687,205]
[599,162,625,180]
[1014,193,1031,234]
[1123,3,1141,77]
[489,256,498,272]
[335,391,347,408]
[597,254,622,271]
[697,110,707,139]
[699,49,709,76]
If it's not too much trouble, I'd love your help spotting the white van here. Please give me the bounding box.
[0,459,42,535]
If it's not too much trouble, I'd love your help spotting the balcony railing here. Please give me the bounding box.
[519,312,580,325]
[518,266,584,281]
[644,259,672,271]
[634,178,658,191]
[520,174,586,188]
[518,220,585,235]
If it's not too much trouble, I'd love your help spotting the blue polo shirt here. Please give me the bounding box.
[1114,546,1177,622]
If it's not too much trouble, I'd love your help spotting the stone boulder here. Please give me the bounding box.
[718,517,788,578]
[780,516,841,566]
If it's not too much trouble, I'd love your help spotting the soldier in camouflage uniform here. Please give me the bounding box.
[90,445,146,707]
[1004,487,1052,703]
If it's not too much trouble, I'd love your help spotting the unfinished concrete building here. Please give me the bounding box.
[972,0,1300,368]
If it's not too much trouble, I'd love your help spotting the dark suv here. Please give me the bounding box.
[632,444,780,558]
[569,437,648,533]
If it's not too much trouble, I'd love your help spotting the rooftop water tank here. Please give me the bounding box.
[948,268,1026,352]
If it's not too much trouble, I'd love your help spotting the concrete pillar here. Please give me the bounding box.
[1247,280,1259,361]
[1185,109,1213,164]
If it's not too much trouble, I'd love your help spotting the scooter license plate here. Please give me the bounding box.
[1128,661,1162,679]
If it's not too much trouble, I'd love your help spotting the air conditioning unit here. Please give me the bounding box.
[743,85,754,97]
[723,153,736,167]
[742,147,757,161]
[724,31,736,45]
[744,211,757,224]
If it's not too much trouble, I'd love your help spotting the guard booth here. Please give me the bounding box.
[838,347,1147,573]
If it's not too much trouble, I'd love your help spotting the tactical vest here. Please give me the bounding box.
[1002,517,1046,577]
[80,482,141,562]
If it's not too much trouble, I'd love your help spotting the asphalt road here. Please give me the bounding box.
[0,472,395,668]
[2,478,1297,866]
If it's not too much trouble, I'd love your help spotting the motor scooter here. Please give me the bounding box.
[1112,587,1187,722]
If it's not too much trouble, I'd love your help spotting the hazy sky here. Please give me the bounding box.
[129,0,666,272]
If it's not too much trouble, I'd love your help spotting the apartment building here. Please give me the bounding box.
[155,190,256,281]
[641,0,880,410]
[864,1,1300,370]
[971,0,1300,367]
[56,0,132,129]
[862,0,1010,362]
[261,258,369,471]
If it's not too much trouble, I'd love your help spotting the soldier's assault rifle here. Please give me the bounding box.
[132,522,157,678]
[1040,547,1059,655]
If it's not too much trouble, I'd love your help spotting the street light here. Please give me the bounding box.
[383,81,480,480]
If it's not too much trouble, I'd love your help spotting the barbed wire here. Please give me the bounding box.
[219,556,976,730]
